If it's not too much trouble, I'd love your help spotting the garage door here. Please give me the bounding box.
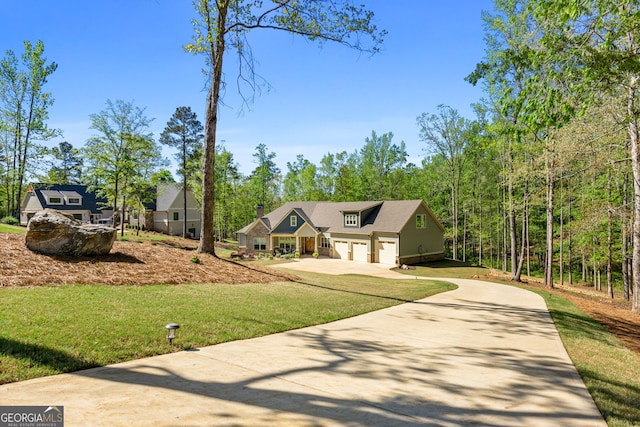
[352,242,368,262]
[333,241,349,260]
[377,241,396,265]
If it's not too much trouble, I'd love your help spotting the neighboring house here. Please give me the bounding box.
[237,200,445,265]
[149,183,201,239]
[20,183,107,226]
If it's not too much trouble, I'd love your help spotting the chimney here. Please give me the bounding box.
[256,204,264,219]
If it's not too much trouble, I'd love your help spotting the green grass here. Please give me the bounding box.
[401,260,640,426]
[0,223,25,234]
[530,289,640,427]
[0,272,454,384]
[399,259,488,278]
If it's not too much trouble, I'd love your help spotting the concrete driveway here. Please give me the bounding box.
[0,259,605,426]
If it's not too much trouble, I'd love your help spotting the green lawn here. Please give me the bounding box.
[0,271,454,384]
[0,223,25,234]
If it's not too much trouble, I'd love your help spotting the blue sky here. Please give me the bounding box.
[1,0,494,176]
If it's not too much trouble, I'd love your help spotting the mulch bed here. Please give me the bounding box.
[0,233,294,287]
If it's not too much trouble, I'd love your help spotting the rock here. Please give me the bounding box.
[25,209,117,256]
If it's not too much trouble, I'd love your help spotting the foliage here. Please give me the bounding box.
[40,141,83,184]
[0,40,58,218]
[1,216,18,225]
[83,99,163,231]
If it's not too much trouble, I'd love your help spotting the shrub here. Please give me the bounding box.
[312,252,319,259]
[1,216,19,225]
[190,255,201,264]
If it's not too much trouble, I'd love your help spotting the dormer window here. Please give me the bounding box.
[48,196,63,205]
[290,215,297,227]
[68,197,81,205]
[344,214,358,227]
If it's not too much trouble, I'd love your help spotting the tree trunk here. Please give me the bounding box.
[183,142,188,239]
[623,170,631,300]
[544,142,555,288]
[197,2,227,256]
[628,75,640,312]
[607,169,614,299]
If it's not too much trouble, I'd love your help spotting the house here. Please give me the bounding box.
[20,183,107,226]
[237,200,445,265]
[148,183,201,239]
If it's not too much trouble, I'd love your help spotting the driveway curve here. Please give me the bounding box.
[0,259,605,426]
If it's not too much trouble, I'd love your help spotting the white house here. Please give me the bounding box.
[151,183,201,239]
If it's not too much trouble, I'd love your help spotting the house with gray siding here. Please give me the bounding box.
[237,200,444,265]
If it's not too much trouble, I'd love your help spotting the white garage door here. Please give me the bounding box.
[333,241,349,260]
[377,241,396,265]
[352,242,368,262]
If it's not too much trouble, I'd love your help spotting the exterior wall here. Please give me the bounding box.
[241,221,270,254]
[398,205,445,265]
[272,211,303,234]
[153,212,169,234]
[20,193,44,225]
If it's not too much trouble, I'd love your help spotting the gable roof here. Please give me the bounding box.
[26,183,106,214]
[155,183,199,212]
[240,200,444,236]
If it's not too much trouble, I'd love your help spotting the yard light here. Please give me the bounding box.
[165,323,180,344]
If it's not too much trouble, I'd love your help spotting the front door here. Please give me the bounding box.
[304,237,315,254]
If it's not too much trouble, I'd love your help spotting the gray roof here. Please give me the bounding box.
[239,200,443,236]
[29,183,106,214]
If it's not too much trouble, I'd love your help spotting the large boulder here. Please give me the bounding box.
[25,209,117,256]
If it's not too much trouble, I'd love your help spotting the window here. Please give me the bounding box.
[173,212,179,221]
[73,214,83,221]
[278,237,296,253]
[321,237,331,249]
[290,215,297,227]
[344,214,358,227]
[416,214,426,229]
[67,197,81,205]
[48,197,62,205]
[253,237,266,251]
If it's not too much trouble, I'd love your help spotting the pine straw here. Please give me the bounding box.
[0,233,294,287]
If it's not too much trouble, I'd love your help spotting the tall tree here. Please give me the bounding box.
[83,100,159,228]
[0,40,57,218]
[185,0,386,255]
[43,141,83,184]
[160,106,204,238]
[357,131,407,201]
[250,143,280,212]
[418,105,469,260]
[283,154,321,202]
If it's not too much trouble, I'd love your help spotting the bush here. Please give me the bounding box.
[190,255,201,264]
[312,252,319,259]
[1,216,19,225]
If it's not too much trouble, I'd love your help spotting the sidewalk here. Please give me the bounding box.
[0,262,606,426]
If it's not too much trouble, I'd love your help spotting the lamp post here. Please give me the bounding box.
[165,323,180,345]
